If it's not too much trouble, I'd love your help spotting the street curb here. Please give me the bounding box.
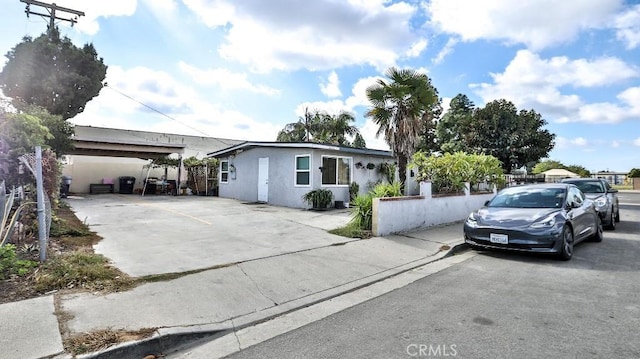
[78,240,470,358]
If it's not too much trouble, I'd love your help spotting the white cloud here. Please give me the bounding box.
[42,0,138,35]
[614,4,640,49]
[183,0,419,72]
[178,62,280,95]
[320,71,342,98]
[611,140,620,148]
[359,119,389,151]
[295,100,352,118]
[471,50,640,124]
[634,138,640,147]
[571,137,588,146]
[71,65,282,141]
[426,0,622,50]
[406,39,428,57]
[432,38,458,65]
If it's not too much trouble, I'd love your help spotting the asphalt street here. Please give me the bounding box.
[224,192,640,359]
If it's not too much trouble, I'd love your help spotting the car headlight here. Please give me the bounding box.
[466,212,478,228]
[530,213,556,228]
[594,196,607,208]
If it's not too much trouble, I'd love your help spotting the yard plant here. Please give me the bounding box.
[302,188,334,209]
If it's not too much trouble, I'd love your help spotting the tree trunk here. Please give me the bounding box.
[397,152,407,195]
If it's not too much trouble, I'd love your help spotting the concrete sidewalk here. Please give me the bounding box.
[0,197,468,359]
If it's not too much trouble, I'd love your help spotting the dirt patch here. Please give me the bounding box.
[0,204,133,304]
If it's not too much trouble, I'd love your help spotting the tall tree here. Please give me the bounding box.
[365,67,440,191]
[532,160,566,174]
[565,165,590,178]
[444,99,555,173]
[437,94,475,153]
[0,28,107,120]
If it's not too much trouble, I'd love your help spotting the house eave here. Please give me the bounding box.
[207,142,394,158]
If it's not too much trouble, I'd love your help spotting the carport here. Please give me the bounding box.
[66,127,187,194]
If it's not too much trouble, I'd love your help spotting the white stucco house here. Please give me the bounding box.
[207,142,395,209]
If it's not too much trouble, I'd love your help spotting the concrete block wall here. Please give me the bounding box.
[372,182,496,236]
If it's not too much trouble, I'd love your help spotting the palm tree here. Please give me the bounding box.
[276,107,321,142]
[318,111,360,146]
[365,67,440,192]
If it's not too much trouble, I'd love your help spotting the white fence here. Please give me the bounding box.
[372,182,496,236]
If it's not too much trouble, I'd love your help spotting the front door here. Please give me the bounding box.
[258,157,269,202]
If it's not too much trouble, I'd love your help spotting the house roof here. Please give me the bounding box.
[207,141,394,158]
[542,168,579,177]
[70,125,242,159]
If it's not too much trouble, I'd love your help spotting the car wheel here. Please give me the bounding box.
[615,207,620,223]
[605,210,615,230]
[591,217,603,242]
[558,226,574,261]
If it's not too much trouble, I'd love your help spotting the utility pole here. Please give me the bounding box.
[20,0,85,37]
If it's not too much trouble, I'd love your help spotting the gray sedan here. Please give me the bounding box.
[464,183,603,260]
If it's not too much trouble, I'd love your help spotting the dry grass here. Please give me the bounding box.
[64,328,157,355]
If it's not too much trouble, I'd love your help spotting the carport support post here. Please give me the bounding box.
[177,156,183,196]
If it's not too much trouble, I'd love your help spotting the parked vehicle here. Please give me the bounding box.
[561,178,619,230]
[464,183,602,260]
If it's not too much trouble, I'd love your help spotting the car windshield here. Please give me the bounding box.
[564,181,605,193]
[488,188,565,209]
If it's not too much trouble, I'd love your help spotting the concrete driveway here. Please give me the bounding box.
[65,194,354,277]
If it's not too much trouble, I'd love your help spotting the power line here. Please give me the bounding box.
[103,84,213,138]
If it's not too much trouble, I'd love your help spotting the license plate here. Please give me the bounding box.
[490,233,508,244]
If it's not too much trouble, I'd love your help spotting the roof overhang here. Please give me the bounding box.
[70,136,185,159]
[207,141,393,158]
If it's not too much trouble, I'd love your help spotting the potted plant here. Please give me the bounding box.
[302,188,334,210]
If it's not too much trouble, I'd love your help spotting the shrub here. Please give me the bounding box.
[350,182,402,231]
[0,244,38,279]
[302,188,334,209]
[411,151,504,194]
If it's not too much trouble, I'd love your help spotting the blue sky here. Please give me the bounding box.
[1,0,639,173]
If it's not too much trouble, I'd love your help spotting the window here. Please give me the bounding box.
[220,160,229,183]
[295,155,310,186]
[321,156,351,186]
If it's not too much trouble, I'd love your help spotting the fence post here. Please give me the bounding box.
[35,146,47,262]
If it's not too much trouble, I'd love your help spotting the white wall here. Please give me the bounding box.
[372,182,496,236]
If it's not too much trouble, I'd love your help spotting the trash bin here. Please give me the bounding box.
[60,175,72,198]
[118,176,136,194]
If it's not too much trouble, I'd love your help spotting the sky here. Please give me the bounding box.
[0,0,639,173]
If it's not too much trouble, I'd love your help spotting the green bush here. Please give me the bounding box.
[411,151,504,194]
[0,244,38,279]
[350,182,402,231]
[302,188,334,209]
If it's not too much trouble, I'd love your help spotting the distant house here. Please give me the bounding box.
[592,171,628,186]
[542,168,579,182]
[207,142,394,208]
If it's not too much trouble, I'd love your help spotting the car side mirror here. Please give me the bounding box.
[608,188,618,193]
[484,200,490,206]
